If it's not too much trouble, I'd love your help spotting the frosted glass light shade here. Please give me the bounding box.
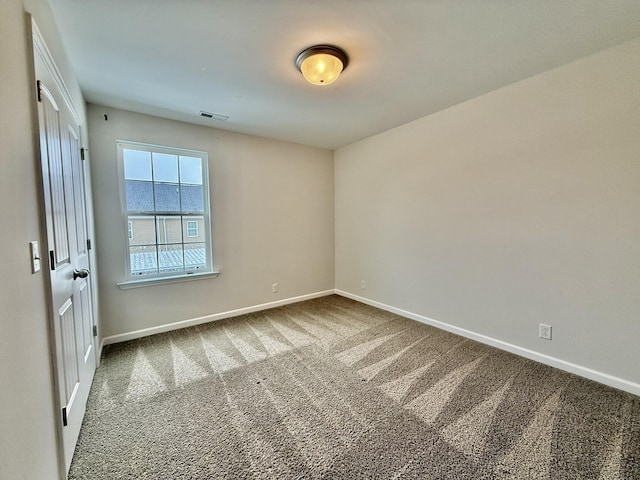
[300,53,343,85]
[295,45,349,86]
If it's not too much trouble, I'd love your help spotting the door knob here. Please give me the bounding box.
[73,268,90,280]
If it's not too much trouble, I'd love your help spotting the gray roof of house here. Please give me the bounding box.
[126,180,204,212]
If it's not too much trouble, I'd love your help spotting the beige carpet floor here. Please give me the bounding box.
[69,295,639,479]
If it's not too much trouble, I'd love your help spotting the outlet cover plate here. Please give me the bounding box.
[539,323,552,340]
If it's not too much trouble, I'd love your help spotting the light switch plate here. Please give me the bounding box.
[30,241,41,273]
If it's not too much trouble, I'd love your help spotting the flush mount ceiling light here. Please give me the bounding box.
[295,45,349,86]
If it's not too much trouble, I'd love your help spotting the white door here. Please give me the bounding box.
[36,75,96,473]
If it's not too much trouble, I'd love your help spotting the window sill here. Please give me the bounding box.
[117,270,220,290]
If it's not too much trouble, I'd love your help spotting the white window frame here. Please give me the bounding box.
[116,140,216,287]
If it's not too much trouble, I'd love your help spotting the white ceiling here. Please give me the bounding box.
[48,0,640,150]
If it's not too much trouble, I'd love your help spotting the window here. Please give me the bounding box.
[186,220,198,238]
[117,141,212,281]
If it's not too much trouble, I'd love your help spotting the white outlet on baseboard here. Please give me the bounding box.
[539,323,552,340]
[272,283,279,293]
[361,280,366,289]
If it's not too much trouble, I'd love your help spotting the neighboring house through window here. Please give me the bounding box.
[117,141,212,280]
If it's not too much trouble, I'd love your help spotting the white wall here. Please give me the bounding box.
[335,38,640,391]
[0,0,88,478]
[88,106,334,339]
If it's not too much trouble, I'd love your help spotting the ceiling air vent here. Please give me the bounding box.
[199,111,229,121]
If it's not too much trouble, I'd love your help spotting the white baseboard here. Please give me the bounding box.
[98,287,639,396]
[335,290,640,397]
[100,290,335,347]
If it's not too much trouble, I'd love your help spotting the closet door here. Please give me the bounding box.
[35,47,96,475]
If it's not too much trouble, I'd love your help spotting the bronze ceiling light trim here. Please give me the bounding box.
[295,45,349,86]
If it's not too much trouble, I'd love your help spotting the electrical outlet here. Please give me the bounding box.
[361,280,366,289]
[272,283,279,293]
[539,323,552,340]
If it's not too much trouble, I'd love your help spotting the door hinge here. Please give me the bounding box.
[80,148,86,160]
[93,325,98,337]
[36,80,42,102]
[62,407,68,427]
[87,239,92,251]
[49,250,55,270]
